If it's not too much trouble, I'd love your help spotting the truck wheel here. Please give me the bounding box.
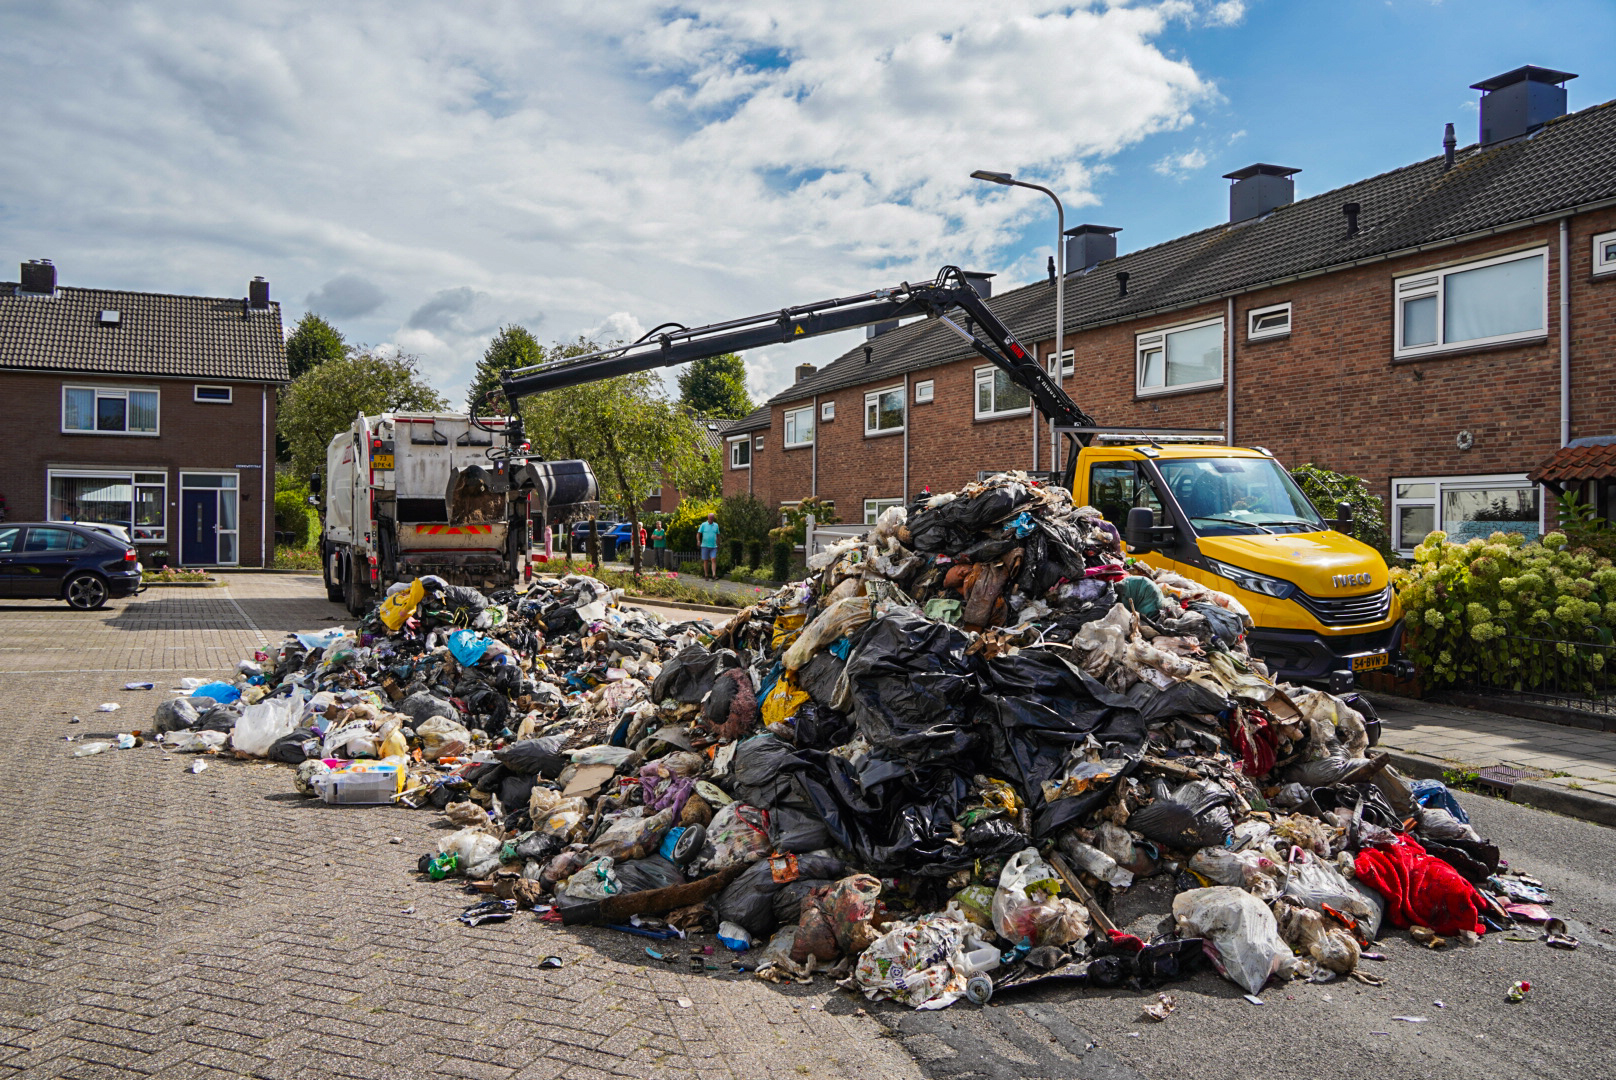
[343,558,369,617]
[322,544,343,603]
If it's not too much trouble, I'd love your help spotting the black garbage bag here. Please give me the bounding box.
[614,855,686,894]
[496,735,569,778]
[791,703,853,751]
[651,646,741,705]
[197,703,242,733]
[769,805,833,853]
[514,831,566,863]
[267,727,319,764]
[1131,679,1232,725]
[903,508,977,554]
[843,613,980,765]
[398,691,459,724]
[715,852,846,938]
[797,652,845,709]
[434,585,490,624]
[1308,782,1402,830]
[499,772,538,811]
[1130,778,1235,849]
[732,734,807,809]
[956,535,1019,563]
[455,680,510,731]
[773,879,833,926]
[465,762,506,792]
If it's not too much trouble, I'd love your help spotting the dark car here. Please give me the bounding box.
[0,523,144,609]
[568,518,636,555]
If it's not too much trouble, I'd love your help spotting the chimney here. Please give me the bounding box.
[1222,164,1300,223]
[1116,271,1130,299]
[248,276,270,310]
[1064,225,1121,272]
[1342,202,1361,238]
[1472,66,1576,146]
[794,362,817,383]
[962,270,996,299]
[19,259,56,295]
[1442,122,1457,170]
[865,320,898,340]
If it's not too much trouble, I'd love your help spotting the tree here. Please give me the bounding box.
[677,352,754,420]
[285,312,348,380]
[717,493,773,543]
[279,349,448,482]
[522,337,713,574]
[469,324,543,415]
[1289,463,1391,559]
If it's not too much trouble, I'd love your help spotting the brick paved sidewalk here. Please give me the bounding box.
[0,575,921,1080]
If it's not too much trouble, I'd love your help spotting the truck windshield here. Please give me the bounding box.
[1156,457,1324,536]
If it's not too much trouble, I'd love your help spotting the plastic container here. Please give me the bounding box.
[311,763,402,805]
[961,941,1002,974]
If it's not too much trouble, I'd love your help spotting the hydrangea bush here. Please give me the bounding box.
[1391,529,1616,692]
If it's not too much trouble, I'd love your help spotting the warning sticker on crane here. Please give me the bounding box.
[414,524,494,535]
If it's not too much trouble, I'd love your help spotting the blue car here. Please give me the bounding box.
[0,522,144,609]
[568,518,638,555]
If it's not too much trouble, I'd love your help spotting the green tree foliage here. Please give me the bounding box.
[273,471,318,548]
[769,495,839,545]
[717,493,773,543]
[663,497,721,552]
[285,312,348,380]
[521,337,714,573]
[677,352,754,420]
[469,324,543,415]
[1289,463,1391,558]
[279,349,448,482]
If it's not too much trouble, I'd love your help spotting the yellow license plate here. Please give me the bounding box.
[1351,651,1389,673]
[372,453,394,470]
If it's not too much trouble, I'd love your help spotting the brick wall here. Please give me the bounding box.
[0,372,279,566]
[746,210,1616,535]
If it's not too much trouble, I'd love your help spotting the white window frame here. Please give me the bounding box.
[754,435,764,451]
[864,385,905,436]
[821,401,835,422]
[1390,472,1543,555]
[1593,229,1616,277]
[913,380,934,404]
[194,385,233,403]
[782,405,815,449]
[61,384,160,436]
[1135,317,1224,397]
[1393,247,1548,359]
[179,471,241,566]
[46,469,167,542]
[974,365,1032,420]
[1246,302,1292,341]
[1045,350,1074,378]
[864,498,904,524]
[727,435,751,470]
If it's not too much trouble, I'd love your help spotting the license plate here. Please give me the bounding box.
[372,453,394,470]
[1351,651,1389,673]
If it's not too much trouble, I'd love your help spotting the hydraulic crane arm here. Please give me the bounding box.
[498,266,1097,436]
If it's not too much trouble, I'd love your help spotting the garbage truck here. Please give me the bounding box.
[314,411,596,614]
[493,265,1407,701]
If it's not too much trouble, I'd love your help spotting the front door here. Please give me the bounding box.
[181,490,218,565]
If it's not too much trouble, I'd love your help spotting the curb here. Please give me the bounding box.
[1381,746,1616,828]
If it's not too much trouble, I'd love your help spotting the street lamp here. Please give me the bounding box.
[971,169,1064,476]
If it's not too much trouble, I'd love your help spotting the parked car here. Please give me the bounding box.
[72,521,133,545]
[0,522,144,609]
[568,518,638,555]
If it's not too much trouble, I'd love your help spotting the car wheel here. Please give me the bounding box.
[65,573,109,611]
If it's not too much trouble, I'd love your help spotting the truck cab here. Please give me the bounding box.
[1069,438,1404,689]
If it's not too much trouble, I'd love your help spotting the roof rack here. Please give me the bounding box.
[1055,426,1227,445]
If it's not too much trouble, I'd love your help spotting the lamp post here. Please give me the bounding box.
[971,170,1064,476]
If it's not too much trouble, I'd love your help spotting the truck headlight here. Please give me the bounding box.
[1207,559,1297,599]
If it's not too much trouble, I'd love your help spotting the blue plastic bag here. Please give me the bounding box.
[1410,778,1470,824]
[189,681,241,703]
[448,629,490,666]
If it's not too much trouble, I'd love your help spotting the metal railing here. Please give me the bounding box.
[1464,633,1616,716]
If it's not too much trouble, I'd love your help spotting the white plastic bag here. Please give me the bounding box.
[232,695,301,756]
[991,847,1089,947]
[416,716,472,762]
[1189,847,1285,900]
[1172,886,1294,995]
[851,914,975,1010]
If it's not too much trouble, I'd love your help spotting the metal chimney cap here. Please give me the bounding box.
[1063,224,1122,237]
[1222,163,1300,182]
[1471,65,1577,92]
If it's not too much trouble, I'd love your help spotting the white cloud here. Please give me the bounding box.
[0,1,1223,403]
[1153,148,1210,178]
[1205,1,1248,27]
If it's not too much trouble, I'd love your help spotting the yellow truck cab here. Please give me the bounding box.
[1066,434,1406,692]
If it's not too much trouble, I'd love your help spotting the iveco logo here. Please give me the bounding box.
[1332,572,1372,588]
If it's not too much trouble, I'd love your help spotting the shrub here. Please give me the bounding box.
[728,539,744,566]
[717,493,774,543]
[771,540,793,582]
[1289,463,1391,558]
[746,539,762,569]
[665,497,720,551]
[768,495,840,546]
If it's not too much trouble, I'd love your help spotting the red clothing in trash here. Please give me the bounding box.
[1353,834,1486,936]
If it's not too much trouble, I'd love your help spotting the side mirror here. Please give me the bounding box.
[308,471,322,495]
[1332,500,1354,535]
[1126,507,1156,554]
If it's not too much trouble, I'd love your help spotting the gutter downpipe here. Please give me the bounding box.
[261,386,269,567]
[811,395,819,497]
[1560,217,1571,447]
[903,374,911,505]
[1226,297,1236,445]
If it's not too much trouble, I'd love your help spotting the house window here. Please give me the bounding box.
[1247,303,1291,341]
[194,385,233,403]
[47,470,167,542]
[974,367,1031,419]
[62,385,159,434]
[1391,474,1541,554]
[864,386,904,435]
[1136,318,1223,395]
[914,380,934,404]
[821,401,835,422]
[1046,351,1074,378]
[1593,229,1616,277]
[728,437,751,469]
[1394,248,1547,358]
[864,498,904,524]
[754,436,764,450]
[783,406,815,448]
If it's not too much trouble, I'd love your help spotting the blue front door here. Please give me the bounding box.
[181,489,217,565]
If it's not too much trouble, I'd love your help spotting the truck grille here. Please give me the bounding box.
[1294,586,1392,627]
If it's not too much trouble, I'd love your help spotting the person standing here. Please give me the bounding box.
[651,521,667,569]
[696,513,721,580]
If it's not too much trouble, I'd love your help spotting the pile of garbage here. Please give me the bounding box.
[151,472,1567,1010]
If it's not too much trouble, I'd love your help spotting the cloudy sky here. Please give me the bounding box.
[2,1,1611,406]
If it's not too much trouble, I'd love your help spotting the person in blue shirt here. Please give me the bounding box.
[696,513,721,580]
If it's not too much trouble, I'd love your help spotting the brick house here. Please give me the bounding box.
[0,261,288,567]
[728,66,1616,553]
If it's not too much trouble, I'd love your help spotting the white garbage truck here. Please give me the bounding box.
[313,411,596,614]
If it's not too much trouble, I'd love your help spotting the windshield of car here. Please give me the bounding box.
[1155,456,1324,536]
